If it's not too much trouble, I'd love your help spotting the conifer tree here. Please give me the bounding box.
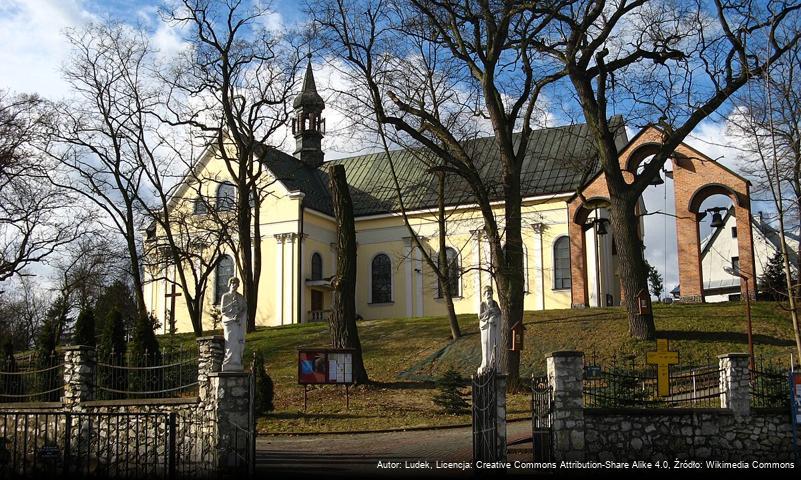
[73,307,96,346]
[761,252,788,301]
[98,308,127,359]
[432,369,469,415]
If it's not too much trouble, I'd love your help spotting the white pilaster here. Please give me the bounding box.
[299,234,307,323]
[531,223,545,310]
[287,233,297,324]
[471,229,483,313]
[274,234,285,325]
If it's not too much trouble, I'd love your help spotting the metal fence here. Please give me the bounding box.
[583,356,722,408]
[751,359,792,409]
[93,348,199,401]
[0,410,214,479]
[0,353,64,403]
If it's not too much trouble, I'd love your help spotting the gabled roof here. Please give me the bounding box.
[258,119,627,217]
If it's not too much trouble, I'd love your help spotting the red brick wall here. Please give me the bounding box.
[567,127,756,306]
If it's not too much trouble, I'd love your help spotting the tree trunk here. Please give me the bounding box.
[609,195,656,339]
[328,164,368,383]
[495,166,524,391]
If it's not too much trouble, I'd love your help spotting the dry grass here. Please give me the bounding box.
[169,301,799,433]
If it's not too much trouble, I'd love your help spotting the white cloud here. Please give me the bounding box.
[0,0,96,98]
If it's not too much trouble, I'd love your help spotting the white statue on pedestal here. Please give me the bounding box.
[220,277,246,371]
[478,285,501,375]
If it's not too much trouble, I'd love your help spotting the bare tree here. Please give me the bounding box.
[526,0,801,338]
[50,233,124,311]
[0,92,80,281]
[727,40,801,362]
[0,276,52,349]
[312,0,562,387]
[158,0,302,332]
[45,24,153,316]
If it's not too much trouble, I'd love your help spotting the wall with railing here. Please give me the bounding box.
[0,337,253,478]
[545,351,796,462]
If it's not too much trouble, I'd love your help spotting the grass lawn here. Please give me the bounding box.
[168,301,799,434]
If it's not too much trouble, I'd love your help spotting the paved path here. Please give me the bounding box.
[257,420,538,477]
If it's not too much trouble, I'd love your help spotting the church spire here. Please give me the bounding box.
[292,55,325,167]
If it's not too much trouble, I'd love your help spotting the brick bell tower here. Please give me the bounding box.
[292,55,325,167]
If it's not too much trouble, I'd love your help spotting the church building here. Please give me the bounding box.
[143,62,754,333]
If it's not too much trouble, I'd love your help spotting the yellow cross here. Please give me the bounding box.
[646,339,679,397]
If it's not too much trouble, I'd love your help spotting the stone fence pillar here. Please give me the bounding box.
[197,336,225,402]
[546,351,585,461]
[62,345,96,408]
[208,372,251,468]
[718,353,751,416]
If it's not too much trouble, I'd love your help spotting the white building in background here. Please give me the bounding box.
[673,207,799,302]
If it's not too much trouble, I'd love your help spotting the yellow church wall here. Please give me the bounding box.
[148,144,596,333]
[348,194,575,320]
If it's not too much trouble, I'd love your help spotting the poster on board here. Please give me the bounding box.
[298,348,354,385]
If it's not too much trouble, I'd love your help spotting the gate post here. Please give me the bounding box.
[196,336,225,401]
[62,345,96,408]
[208,371,251,469]
[718,353,751,416]
[546,351,585,461]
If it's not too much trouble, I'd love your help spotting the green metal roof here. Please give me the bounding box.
[258,118,627,217]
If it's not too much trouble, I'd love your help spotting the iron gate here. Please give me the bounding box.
[531,375,554,463]
[472,369,498,464]
[0,410,213,479]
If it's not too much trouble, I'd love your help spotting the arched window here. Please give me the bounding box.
[553,236,571,289]
[216,182,236,211]
[193,196,208,214]
[437,247,460,298]
[371,254,392,303]
[214,255,235,304]
[311,252,323,280]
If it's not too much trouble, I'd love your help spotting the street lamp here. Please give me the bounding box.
[724,265,754,373]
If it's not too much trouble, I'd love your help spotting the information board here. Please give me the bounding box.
[298,348,354,385]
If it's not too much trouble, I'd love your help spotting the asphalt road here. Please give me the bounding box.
[256,420,542,478]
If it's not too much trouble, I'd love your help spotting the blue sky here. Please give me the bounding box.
[0,0,771,293]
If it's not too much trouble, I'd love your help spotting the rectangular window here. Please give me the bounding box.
[731,256,740,271]
[731,226,737,238]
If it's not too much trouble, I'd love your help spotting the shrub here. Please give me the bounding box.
[432,368,469,415]
[252,350,275,414]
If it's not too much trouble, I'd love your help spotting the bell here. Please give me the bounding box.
[649,171,664,186]
[596,220,608,235]
[710,211,725,228]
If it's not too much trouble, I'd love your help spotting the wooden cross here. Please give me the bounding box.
[646,339,679,397]
[165,283,182,332]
